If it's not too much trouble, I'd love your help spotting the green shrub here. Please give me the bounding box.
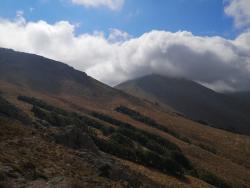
[0,96,31,124]
[171,151,192,170]
[92,137,136,160]
[91,112,133,130]
[117,127,192,170]
[115,106,166,130]
[117,128,149,144]
[93,136,184,176]
[100,126,115,136]
[0,170,6,181]
[19,96,111,131]
[110,133,134,148]
[90,110,193,172]
[92,112,181,153]
[32,106,72,127]
[19,96,192,177]
[115,106,191,144]
[197,169,233,188]
[18,96,68,116]
[198,144,217,154]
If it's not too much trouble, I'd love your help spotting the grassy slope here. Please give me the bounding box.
[0,118,116,188]
[114,105,250,187]
[1,82,250,187]
[0,49,249,187]
[0,97,214,188]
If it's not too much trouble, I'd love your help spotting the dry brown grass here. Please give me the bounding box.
[1,80,250,187]
[0,117,116,187]
[110,105,250,187]
[116,158,214,188]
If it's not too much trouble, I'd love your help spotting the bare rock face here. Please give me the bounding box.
[52,125,99,154]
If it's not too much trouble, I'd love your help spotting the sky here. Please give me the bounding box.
[0,0,239,38]
[0,0,250,92]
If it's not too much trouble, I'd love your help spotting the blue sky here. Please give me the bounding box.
[0,0,250,91]
[0,0,238,38]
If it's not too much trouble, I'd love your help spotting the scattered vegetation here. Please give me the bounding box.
[100,126,115,136]
[91,112,133,130]
[19,96,232,186]
[32,105,73,127]
[198,143,217,154]
[115,106,169,131]
[19,96,192,177]
[197,169,233,188]
[115,106,191,143]
[18,95,109,133]
[91,111,193,176]
[0,96,31,124]
[93,136,184,176]
[110,132,134,148]
[18,96,70,116]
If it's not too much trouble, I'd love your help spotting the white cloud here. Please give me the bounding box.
[71,0,124,10]
[108,28,131,43]
[225,0,250,28]
[16,10,24,17]
[1,15,250,92]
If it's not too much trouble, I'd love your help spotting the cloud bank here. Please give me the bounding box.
[71,0,124,10]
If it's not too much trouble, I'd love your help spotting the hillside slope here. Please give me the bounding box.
[116,74,250,135]
[0,48,140,110]
[1,48,250,187]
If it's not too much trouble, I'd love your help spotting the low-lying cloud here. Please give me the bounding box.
[1,10,250,92]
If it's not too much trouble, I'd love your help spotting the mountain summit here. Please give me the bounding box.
[116,74,250,135]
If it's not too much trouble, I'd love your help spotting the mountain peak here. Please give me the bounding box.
[116,73,250,135]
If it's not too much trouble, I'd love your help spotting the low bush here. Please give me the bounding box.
[19,96,110,131]
[19,96,193,177]
[92,111,181,152]
[92,110,194,175]
[110,133,134,148]
[115,106,168,131]
[100,126,115,136]
[18,95,68,116]
[115,106,191,143]
[0,96,31,124]
[91,112,133,130]
[198,144,217,154]
[197,169,233,188]
[171,151,192,170]
[93,137,184,176]
[92,137,136,160]
[32,106,76,127]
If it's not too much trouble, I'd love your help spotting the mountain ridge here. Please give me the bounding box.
[116,74,250,135]
[0,47,145,110]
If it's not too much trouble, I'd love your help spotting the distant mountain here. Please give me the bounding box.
[229,91,250,105]
[116,74,250,135]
